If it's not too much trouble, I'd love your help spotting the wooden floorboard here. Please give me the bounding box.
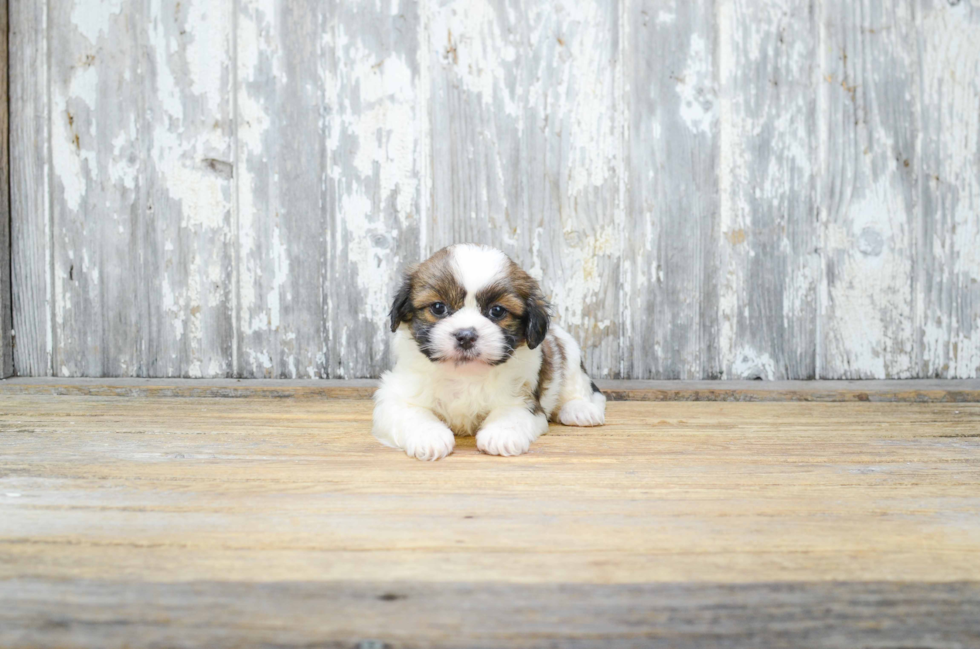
[3,580,978,649]
[1,395,979,647]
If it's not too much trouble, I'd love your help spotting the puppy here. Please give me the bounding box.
[373,244,606,460]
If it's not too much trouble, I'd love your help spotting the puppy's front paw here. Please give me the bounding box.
[477,420,535,457]
[559,399,605,427]
[404,422,455,461]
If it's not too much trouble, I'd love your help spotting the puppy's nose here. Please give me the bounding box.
[454,328,478,350]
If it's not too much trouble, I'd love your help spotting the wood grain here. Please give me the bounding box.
[0,0,11,378]
[2,377,979,402]
[426,0,624,378]
[819,0,918,378]
[327,0,425,379]
[625,0,716,380]
[21,0,237,377]
[139,0,236,378]
[0,395,977,646]
[9,0,50,376]
[2,580,978,648]
[236,0,329,378]
[47,0,142,376]
[1,396,978,585]
[915,0,980,379]
[8,0,980,380]
[716,0,819,380]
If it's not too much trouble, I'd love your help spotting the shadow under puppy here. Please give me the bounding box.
[373,244,606,460]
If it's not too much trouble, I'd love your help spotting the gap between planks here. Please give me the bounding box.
[0,377,978,402]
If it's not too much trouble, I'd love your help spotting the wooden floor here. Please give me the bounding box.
[2,391,979,647]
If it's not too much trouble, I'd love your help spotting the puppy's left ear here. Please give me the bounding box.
[389,271,415,333]
[523,289,550,350]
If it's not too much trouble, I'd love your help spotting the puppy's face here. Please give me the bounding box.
[389,245,549,366]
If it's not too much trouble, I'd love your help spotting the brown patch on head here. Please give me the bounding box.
[473,281,526,350]
[475,258,550,350]
[389,248,466,332]
[409,248,466,325]
[475,281,526,317]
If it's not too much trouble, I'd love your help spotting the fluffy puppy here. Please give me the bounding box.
[373,244,606,460]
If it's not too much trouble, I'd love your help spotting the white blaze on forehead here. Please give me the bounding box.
[450,244,510,307]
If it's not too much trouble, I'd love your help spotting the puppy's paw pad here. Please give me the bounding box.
[476,423,533,457]
[559,399,605,427]
[404,424,455,461]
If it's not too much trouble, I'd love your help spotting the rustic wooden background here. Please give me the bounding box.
[9,0,980,380]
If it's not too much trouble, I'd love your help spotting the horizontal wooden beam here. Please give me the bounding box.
[1,377,978,402]
[4,579,978,649]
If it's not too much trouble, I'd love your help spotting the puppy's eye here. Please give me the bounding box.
[489,305,507,320]
[430,302,448,317]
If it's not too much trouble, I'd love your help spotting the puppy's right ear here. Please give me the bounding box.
[389,271,414,332]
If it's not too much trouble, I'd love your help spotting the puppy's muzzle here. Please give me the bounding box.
[453,328,478,351]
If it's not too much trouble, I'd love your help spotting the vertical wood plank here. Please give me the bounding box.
[0,0,12,377]
[715,0,819,379]
[140,0,236,377]
[41,0,235,377]
[236,1,330,378]
[47,0,142,376]
[426,0,623,377]
[9,0,50,376]
[426,0,525,251]
[328,0,424,378]
[818,0,918,378]
[916,0,980,378]
[626,0,717,379]
[524,0,623,378]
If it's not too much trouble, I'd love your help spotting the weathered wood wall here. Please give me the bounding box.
[0,0,12,378]
[9,0,980,379]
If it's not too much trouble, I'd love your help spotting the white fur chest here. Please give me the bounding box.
[391,328,542,436]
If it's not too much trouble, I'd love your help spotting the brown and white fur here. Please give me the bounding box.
[373,244,605,460]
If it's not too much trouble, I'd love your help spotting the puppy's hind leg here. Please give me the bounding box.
[550,327,606,427]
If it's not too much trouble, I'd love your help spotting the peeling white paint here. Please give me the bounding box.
[517,0,622,359]
[18,0,980,380]
[715,0,819,380]
[339,190,393,330]
[51,103,89,213]
[234,0,274,370]
[677,33,716,135]
[827,178,915,378]
[341,41,418,218]
[730,349,777,380]
[146,0,234,377]
[184,0,233,112]
[554,224,616,334]
[167,163,231,230]
[559,2,617,200]
[918,4,980,377]
[52,64,99,212]
[330,5,422,370]
[108,117,138,190]
[429,0,518,116]
[71,0,124,44]
[819,0,920,379]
